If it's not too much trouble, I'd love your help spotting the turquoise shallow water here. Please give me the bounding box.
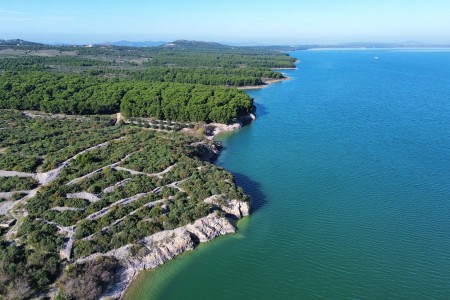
[127,49,450,299]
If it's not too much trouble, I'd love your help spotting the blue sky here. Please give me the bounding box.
[1,0,449,44]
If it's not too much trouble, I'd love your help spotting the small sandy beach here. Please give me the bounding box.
[237,77,290,90]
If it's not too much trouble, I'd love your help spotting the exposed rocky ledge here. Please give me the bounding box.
[205,113,256,140]
[220,199,250,218]
[109,211,244,298]
[76,199,250,299]
[204,196,250,218]
[189,140,223,163]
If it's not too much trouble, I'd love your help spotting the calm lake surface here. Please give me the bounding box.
[126,49,450,299]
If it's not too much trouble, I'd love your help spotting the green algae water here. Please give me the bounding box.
[125,49,450,299]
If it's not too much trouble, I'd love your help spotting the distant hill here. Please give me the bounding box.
[0,39,43,46]
[1,38,448,51]
[101,40,167,47]
[162,40,233,50]
[400,41,426,47]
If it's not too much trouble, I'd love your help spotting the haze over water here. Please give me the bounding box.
[127,49,450,299]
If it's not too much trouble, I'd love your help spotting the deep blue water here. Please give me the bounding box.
[128,49,450,299]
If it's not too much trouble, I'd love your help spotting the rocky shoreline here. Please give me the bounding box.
[77,132,253,299]
[205,112,256,139]
[91,200,250,299]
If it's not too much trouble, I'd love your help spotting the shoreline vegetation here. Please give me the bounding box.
[237,60,299,90]
[237,77,291,90]
[0,39,295,299]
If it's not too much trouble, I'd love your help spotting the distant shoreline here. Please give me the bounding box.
[236,60,298,90]
[237,77,290,90]
[271,67,297,70]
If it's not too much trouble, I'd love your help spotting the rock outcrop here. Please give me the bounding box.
[206,122,242,138]
[221,199,250,218]
[204,196,251,218]
[131,228,196,270]
[186,213,236,242]
[205,112,256,140]
[66,191,100,202]
[93,212,241,299]
[191,141,222,162]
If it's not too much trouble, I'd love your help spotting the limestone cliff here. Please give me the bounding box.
[98,209,245,299]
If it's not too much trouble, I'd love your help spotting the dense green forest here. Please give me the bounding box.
[0,72,125,115]
[120,82,254,122]
[128,67,284,86]
[0,57,283,85]
[0,40,295,123]
[0,71,254,123]
[0,40,295,75]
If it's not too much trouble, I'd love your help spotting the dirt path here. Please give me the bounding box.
[81,198,166,241]
[0,135,197,265]
[0,137,127,241]
[103,178,133,194]
[66,150,138,186]
[85,191,154,221]
[114,163,176,179]
[0,136,126,186]
[66,191,100,202]
[0,170,35,178]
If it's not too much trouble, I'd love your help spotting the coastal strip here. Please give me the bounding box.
[102,203,249,299]
[82,122,254,299]
[237,77,290,90]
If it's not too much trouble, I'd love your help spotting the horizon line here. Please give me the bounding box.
[2,37,450,48]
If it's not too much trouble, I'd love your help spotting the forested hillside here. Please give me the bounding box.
[0,40,294,123]
[0,40,295,298]
[0,72,253,123]
[0,111,248,299]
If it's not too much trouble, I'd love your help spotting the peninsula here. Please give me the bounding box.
[0,40,295,299]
